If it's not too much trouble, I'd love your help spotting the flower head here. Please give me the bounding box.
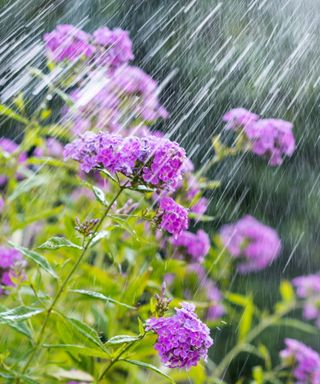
[64,132,186,191]
[172,229,210,263]
[280,338,320,384]
[292,274,320,328]
[158,197,188,236]
[146,302,213,369]
[245,118,295,165]
[223,108,259,130]
[44,24,95,62]
[220,215,281,273]
[93,27,134,69]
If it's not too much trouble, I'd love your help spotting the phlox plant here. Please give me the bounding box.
[0,23,319,384]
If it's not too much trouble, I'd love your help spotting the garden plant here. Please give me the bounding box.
[0,24,319,383]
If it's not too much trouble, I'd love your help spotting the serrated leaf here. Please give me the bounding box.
[105,335,141,345]
[0,306,44,323]
[0,104,29,125]
[71,289,136,310]
[123,359,175,383]
[9,242,58,279]
[37,236,82,250]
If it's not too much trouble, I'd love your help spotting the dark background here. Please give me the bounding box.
[1,0,320,380]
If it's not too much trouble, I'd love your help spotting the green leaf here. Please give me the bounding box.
[55,314,104,351]
[37,236,82,251]
[0,305,33,338]
[239,297,254,341]
[0,104,29,125]
[252,366,264,384]
[258,344,272,370]
[138,318,145,335]
[226,292,250,307]
[7,321,33,338]
[109,216,137,238]
[0,306,44,323]
[13,93,25,113]
[199,180,221,190]
[123,359,175,383]
[92,185,108,206]
[105,335,141,345]
[189,213,215,222]
[43,344,109,358]
[71,289,136,310]
[275,318,318,334]
[9,242,58,279]
[90,231,109,248]
[8,175,50,201]
[11,206,64,230]
[279,280,295,302]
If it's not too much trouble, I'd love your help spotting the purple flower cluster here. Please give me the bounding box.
[65,66,168,135]
[172,230,210,263]
[44,25,94,62]
[280,338,320,384]
[220,215,281,273]
[223,108,295,166]
[146,302,213,369]
[64,132,186,190]
[0,247,24,294]
[292,274,320,328]
[44,24,133,71]
[93,27,134,69]
[223,108,259,129]
[158,197,188,236]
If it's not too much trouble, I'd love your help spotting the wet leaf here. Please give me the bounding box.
[123,359,175,383]
[0,306,44,323]
[71,289,136,309]
[9,242,58,279]
[0,104,29,125]
[279,280,295,302]
[37,236,82,250]
[105,335,141,345]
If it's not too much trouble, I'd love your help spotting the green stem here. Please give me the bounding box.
[17,185,126,382]
[98,333,146,381]
[213,304,295,379]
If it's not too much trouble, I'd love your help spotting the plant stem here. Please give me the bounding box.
[98,333,146,381]
[213,304,295,379]
[17,185,126,382]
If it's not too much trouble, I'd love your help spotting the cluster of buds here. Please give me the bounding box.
[75,217,99,237]
[154,282,172,317]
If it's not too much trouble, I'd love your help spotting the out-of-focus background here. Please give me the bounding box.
[1,0,320,380]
